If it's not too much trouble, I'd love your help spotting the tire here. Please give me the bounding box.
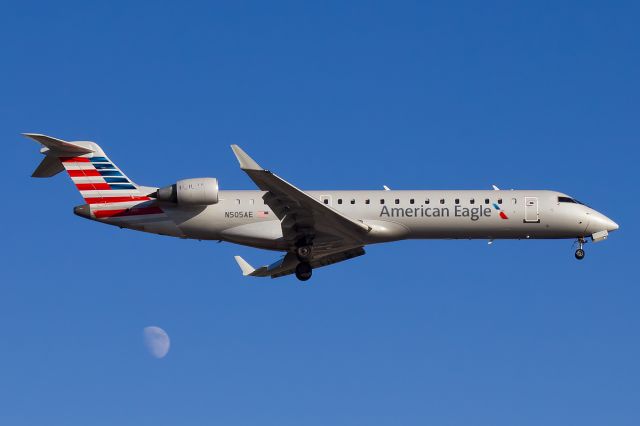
[575,248,585,260]
[296,245,312,261]
[295,262,312,281]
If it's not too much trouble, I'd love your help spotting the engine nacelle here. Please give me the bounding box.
[156,177,219,205]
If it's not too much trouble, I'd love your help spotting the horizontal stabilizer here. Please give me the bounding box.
[32,156,65,178]
[233,248,365,279]
[234,256,256,276]
[23,133,94,155]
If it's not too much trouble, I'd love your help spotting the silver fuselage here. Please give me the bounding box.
[93,189,618,251]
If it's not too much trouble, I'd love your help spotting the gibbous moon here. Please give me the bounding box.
[143,326,170,359]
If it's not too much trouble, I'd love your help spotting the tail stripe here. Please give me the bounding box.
[68,169,101,177]
[94,206,163,218]
[108,184,137,190]
[70,177,106,183]
[98,170,123,177]
[61,157,90,163]
[77,189,141,196]
[61,163,95,171]
[104,177,130,183]
[84,196,150,204]
[76,183,111,191]
[94,164,117,170]
[59,154,143,201]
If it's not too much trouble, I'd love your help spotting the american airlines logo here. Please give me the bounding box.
[492,203,509,219]
[380,203,507,221]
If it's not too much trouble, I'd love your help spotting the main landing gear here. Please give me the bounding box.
[295,262,312,281]
[296,245,313,261]
[296,236,313,281]
[295,238,313,281]
[575,238,586,260]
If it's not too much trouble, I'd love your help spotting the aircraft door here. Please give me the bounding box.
[524,197,540,223]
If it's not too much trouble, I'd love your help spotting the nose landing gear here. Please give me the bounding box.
[575,238,586,260]
[295,262,312,281]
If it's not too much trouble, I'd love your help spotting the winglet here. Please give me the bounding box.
[230,145,263,171]
[234,255,256,276]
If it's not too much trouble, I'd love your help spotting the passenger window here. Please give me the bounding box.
[410,199,415,204]
[512,198,517,204]
[455,198,460,204]
[338,199,343,204]
[498,199,502,204]
[323,199,329,205]
[350,199,355,205]
[235,199,240,205]
[365,199,370,205]
[425,199,430,204]
[470,199,475,204]
[380,199,385,205]
[395,199,400,205]
[485,199,490,204]
[440,199,445,204]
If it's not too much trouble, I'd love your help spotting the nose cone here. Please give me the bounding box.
[607,218,619,231]
[588,212,619,233]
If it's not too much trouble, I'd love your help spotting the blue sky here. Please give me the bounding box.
[1,1,638,424]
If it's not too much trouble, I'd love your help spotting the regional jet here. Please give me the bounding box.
[26,133,619,281]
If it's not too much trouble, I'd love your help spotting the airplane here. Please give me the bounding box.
[25,133,619,281]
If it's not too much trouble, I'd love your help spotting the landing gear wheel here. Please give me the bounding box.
[574,237,586,260]
[295,262,312,281]
[296,245,313,261]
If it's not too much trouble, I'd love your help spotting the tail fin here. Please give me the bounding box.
[24,133,148,204]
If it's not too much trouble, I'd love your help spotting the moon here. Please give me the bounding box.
[143,326,170,359]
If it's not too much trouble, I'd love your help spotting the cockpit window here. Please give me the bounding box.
[558,196,584,205]
[558,196,576,203]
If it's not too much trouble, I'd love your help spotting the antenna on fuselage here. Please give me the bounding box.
[383,185,391,191]
[492,184,500,191]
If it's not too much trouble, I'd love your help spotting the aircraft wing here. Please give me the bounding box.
[230,145,371,254]
[235,246,366,278]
